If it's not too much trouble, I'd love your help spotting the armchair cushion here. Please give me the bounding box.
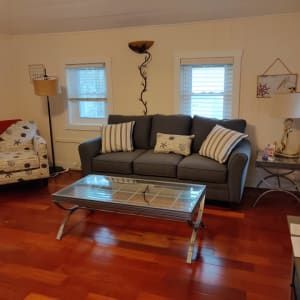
[0,150,39,172]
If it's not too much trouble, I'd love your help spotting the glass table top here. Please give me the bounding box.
[53,175,206,214]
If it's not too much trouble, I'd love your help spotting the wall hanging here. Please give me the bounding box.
[128,40,154,115]
[256,58,298,98]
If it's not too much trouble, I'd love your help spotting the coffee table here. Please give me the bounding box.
[52,175,206,263]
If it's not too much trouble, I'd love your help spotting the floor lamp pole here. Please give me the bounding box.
[46,95,57,173]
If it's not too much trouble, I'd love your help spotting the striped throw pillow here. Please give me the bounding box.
[101,121,135,153]
[199,125,248,163]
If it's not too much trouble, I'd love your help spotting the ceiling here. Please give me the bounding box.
[1,0,300,35]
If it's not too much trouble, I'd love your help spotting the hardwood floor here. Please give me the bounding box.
[0,171,299,300]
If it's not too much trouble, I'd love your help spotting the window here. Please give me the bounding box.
[65,62,110,128]
[178,53,241,119]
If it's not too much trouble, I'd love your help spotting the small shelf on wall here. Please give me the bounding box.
[28,64,45,82]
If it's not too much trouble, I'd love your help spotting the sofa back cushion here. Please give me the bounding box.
[150,115,192,148]
[191,116,246,152]
[108,115,152,149]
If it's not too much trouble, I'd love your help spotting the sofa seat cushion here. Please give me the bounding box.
[133,150,183,178]
[177,154,227,183]
[0,150,39,173]
[92,149,146,175]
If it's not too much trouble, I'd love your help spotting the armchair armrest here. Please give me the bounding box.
[33,135,50,177]
[227,139,252,203]
[78,137,102,175]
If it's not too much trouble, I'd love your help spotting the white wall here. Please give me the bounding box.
[0,34,17,119]
[6,13,300,185]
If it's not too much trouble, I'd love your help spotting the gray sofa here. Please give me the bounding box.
[79,114,251,204]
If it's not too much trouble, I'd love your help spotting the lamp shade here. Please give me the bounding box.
[272,93,300,119]
[33,77,57,96]
[128,40,154,54]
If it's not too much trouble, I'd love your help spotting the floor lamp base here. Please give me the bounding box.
[50,166,68,177]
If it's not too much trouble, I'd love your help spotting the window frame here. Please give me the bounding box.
[174,50,242,119]
[63,57,112,131]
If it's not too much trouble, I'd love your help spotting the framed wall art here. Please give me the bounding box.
[256,58,298,99]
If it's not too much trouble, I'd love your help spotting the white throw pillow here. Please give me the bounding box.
[199,125,248,163]
[101,121,135,153]
[154,133,194,156]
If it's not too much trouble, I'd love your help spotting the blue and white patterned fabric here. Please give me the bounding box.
[0,121,49,185]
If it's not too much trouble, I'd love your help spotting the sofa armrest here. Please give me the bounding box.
[78,137,102,175]
[33,135,50,177]
[227,139,251,204]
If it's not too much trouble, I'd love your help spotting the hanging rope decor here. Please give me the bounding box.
[128,40,154,115]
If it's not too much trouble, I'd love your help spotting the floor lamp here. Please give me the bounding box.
[33,72,65,176]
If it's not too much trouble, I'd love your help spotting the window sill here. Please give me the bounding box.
[65,123,105,131]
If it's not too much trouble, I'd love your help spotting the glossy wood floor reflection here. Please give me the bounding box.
[0,171,299,300]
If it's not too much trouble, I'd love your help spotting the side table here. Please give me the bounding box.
[253,151,300,207]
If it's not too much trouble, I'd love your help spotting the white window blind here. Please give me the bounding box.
[180,57,234,119]
[66,63,107,100]
[65,63,108,126]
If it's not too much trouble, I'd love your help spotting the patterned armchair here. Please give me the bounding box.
[0,120,50,185]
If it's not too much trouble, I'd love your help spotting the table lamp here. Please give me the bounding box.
[33,70,65,175]
[272,92,300,158]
